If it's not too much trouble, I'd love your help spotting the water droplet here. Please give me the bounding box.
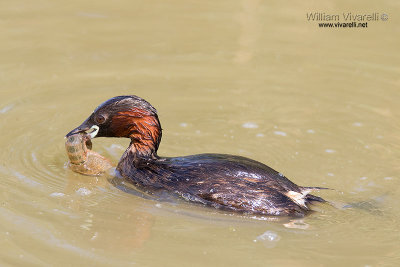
[242,122,258,129]
[325,149,336,153]
[327,173,334,177]
[90,232,98,241]
[179,123,188,127]
[353,122,363,127]
[76,188,91,196]
[242,122,259,129]
[256,133,265,137]
[273,131,287,136]
[306,129,315,134]
[50,192,65,197]
[0,104,14,114]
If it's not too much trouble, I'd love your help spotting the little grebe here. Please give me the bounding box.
[66,95,326,216]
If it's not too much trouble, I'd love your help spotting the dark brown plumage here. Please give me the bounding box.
[66,95,326,216]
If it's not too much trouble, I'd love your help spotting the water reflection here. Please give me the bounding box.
[63,172,154,251]
[0,0,399,265]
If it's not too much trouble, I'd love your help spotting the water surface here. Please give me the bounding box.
[0,0,399,266]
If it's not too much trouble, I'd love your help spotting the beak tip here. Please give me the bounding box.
[66,118,94,138]
[65,127,88,138]
[65,131,76,138]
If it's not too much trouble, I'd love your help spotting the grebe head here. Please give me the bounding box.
[66,95,162,157]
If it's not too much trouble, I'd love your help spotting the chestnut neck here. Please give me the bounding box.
[112,108,162,160]
[129,117,162,159]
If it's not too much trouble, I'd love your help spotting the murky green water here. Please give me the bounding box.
[1,0,399,266]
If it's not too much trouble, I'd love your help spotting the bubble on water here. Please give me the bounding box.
[179,122,188,127]
[0,104,14,114]
[242,122,259,129]
[352,122,363,127]
[306,129,315,134]
[383,177,393,180]
[354,186,366,192]
[229,227,236,232]
[31,152,38,162]
[256,133,265,137]
[254,231,281,248]
[90,232,99,241]
[155,203,162,208]
[50,192,65,198]
[325,149,336,153]
[360,176,368,180]
[76,188,91,196]
[273,131,287,136]
[327,173,334,177]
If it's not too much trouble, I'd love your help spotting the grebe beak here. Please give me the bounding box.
[66,119,99,138]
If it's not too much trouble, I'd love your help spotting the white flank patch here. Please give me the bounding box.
[285,189,312,209]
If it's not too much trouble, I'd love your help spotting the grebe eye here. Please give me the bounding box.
[94,114,106,124]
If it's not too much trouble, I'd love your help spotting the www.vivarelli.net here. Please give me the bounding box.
[306,12,389,28]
